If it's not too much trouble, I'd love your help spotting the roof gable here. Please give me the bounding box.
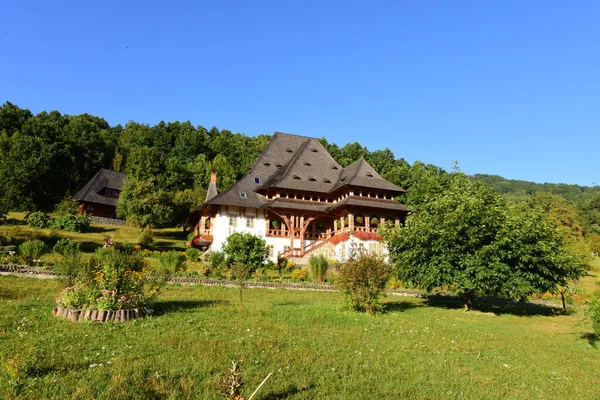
[73,169,126,207]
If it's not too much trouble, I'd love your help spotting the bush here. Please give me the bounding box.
[185,247,201,261]
[291,267,309,281]
[53,238,81,256]
[587,298,600,339]
[54,196,79,216]
[56,248,160,310]
[54,252,84,288]
[137,227,154,248]
[52,214,90,232]
[27,212,53,229]
[158,250,186,272]
[119,242,135,254]
[309,254,329,283]
[336,254,390,314]
[18,240,47,266]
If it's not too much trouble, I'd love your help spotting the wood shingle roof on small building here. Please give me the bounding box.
[73,169,126,207]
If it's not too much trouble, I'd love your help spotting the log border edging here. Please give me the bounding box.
[52,306,152,322]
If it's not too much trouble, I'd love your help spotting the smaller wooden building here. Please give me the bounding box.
[73,169,126,219]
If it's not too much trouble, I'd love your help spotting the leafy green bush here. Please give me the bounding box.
[54,196,79,216]
[309,254,329,283]
[18,240,47,266]
[27,212,53,229]
[54,252,84,288]
[158,250,186,272]
[119,242,135,254]
[185,247,201,261]
[336,254,390,314]
[209,250,228,270]
[56,248,160,310]
[587,298,600,339]
[53,238,81,256]
[137,227,154,248]
[52,214,90,232]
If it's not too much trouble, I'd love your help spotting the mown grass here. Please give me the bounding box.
[1,212,187,256]
[1,276,599,399]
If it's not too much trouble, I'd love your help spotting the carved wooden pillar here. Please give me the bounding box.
[365,214,370,230]
[349,213,354,231]
[340,216,345,231]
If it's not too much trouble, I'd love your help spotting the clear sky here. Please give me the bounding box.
[1,1,599,186]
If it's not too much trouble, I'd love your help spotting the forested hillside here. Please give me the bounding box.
[0,101,598,236]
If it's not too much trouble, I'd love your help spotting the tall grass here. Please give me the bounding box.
[18,240,47,265]
[309,254,329,283]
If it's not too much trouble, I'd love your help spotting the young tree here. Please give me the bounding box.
[221,232,268,310]
[116,178,174,227]
[336,254,390,314]
[383,173,585,310]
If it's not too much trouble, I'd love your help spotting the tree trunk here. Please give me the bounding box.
[464,291,474,311]
[560,290,566,309]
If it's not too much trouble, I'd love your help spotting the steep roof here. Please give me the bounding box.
[73,169,126,207]
[333,158,405,193]
[196,132,405,211]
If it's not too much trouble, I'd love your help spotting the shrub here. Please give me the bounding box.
[209,250,228,270]
[55,248,160,310]
[27,212,53,229]
[587,298,600,339]
[53,238,81,256]
[54,196,79,216]
[336,254,390,314]
[158,250,186,272]
[18,240,47,266]
[119,242,135,254]
[309,254,329,283]
[137,227,154,248]
[52,214,90,232]
[186,247,201,261]
[291,267,309,281]
[54,252,84,288]
[370,217,379,226]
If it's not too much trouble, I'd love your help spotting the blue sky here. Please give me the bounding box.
[1,1,599,185]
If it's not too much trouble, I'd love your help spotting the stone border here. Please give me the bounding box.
[52,306,152,322]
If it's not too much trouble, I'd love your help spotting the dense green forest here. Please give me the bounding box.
[0,101,598,237]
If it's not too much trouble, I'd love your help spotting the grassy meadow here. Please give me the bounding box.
[1,275,600,399]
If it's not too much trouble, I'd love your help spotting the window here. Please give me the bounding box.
[254,177,260,184]
[332,166,339,170]
[293,176,301,180]
[324,178,332,183]
[286,148,293,154]
[366,173,373,178]
[305,162,312,167]
[264,163,271,167]
[311,149,318,153]
[267,245,274,258]
[246,217,254,228]
[276,164,283,169]
[229,216,237,227]
[240,192,247,198]
[309,177,316,182]
[283,245,290,253]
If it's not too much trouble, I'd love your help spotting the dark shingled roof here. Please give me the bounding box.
[333,158,405,193]
[73,169,126,207]
[190,132,407,218]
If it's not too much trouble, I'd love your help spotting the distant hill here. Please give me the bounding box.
[471,173,600,203]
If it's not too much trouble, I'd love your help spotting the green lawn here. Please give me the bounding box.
[1,212,188,256]
[1,276,599,399]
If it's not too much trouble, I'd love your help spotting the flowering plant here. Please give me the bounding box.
[353,231,382,242]
[55,248,161,310]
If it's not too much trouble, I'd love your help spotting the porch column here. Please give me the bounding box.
[340,216,345,231]
[365,214,370,230]
[380,217,385,227]
[395,218,400,227]
[349,213,354,231]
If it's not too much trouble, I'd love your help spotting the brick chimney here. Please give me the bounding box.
[205,169,218,202]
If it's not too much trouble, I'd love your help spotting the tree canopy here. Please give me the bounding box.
[383,173,587,309]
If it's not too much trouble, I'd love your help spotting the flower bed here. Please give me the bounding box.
[52,306,152,322]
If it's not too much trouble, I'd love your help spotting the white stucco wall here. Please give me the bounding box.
[210,206,387,262]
